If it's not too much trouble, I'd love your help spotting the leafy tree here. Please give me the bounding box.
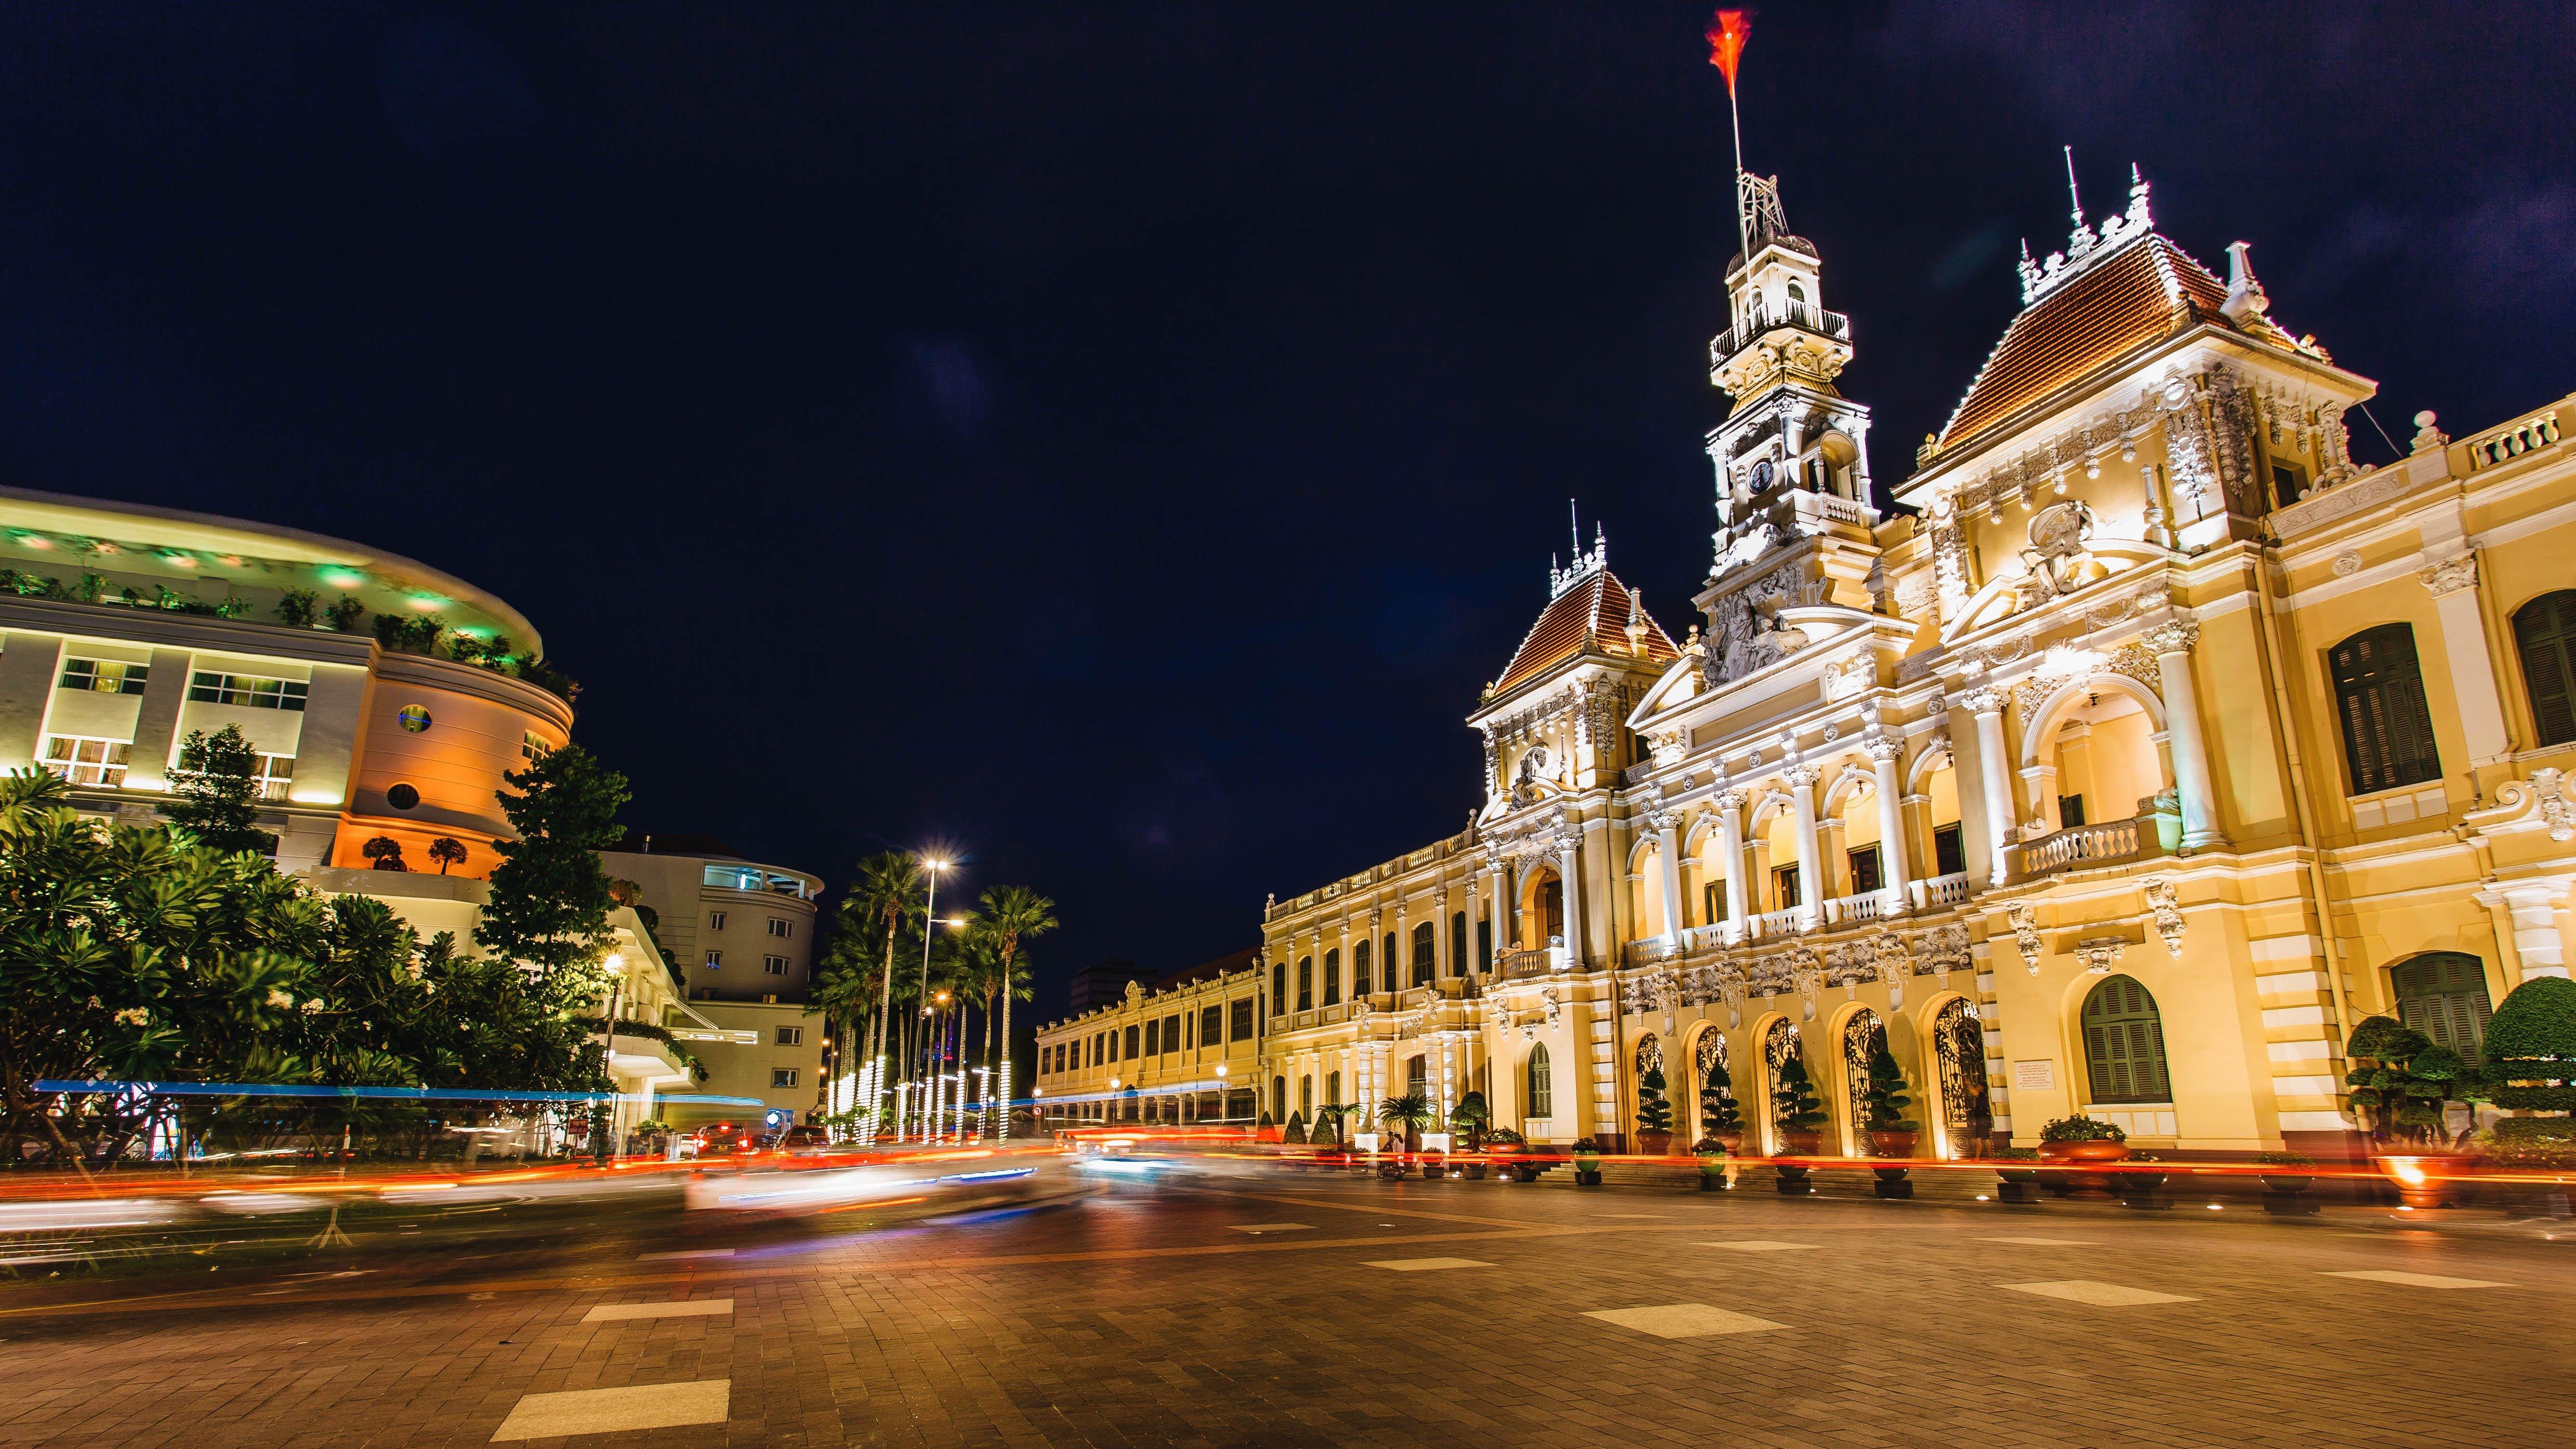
[273,588,318,627]
[158,725,276,856]
[1636,1065,1673,1135]
[474,744,629,1009]
[841,852,923,1116]
[1699,1057,1743,1138]
[972,885,1054,1135]
[1860,1035,1920,1133]
[2345,1015,2454,1143]
[427,836,469,875]
[1449,1089,1489,1148]
[363,836,406,871]
[1771,1051,1828,1141]
[324,595,366,631]
[1377,1091,1433,1152]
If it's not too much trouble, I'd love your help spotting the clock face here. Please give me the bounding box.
[1749,459,1775,493]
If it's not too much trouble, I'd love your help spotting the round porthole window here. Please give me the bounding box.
[387,783,420,811]
[397,705,432,733]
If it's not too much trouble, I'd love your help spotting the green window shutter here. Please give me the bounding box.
[2515,591,2576,747]
[2080,975,2171,1104]
[2333,625,2442,795]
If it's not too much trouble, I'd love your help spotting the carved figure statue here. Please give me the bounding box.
[1511,744,1558,806]
[2020,500,2099,598]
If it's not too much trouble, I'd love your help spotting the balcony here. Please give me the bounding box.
[1910,872,1973,910]
[1708,301,1851,364]
[1748,906,1806,939]
[1495,940,1569,980]
[1821,889,1896,927]
[2007,816,2146,881]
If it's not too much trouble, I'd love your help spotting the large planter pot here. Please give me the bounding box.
[1780,1129,1823,1158]
[2109,1167,2169,1204]
[2038,1138,2128,1196]
[1714,1130,1745,1157]
[1635,1129,1674,1157]
[2375,1153,2460,1209]
[1867,1128,1919,1160]
[2260,1174,2313,1194]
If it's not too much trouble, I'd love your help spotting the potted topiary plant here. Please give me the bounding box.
[1451,1092,1491,1178]
[1860,1035,1921,1198]
[1692,1137,1730,1192]
[2348,1013,2464,1206]
[2108,1151,2168,1206]
[2486,975,2576,1117]
[2037,1115,2128,1196]
[1635,1065,1675,1156]
[1282,1110,1307,1146]
[2256,1149,2318,1215]
[1483,1125,1525,1174]
[1700,1059,1745,1156]
[1571,1136,1604,1186]
[1771,1050,1829,1194]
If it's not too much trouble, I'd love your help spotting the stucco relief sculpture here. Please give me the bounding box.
[2019,498,2099,598]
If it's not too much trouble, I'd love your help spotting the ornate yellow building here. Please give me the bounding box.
[1255,166,2574,1160]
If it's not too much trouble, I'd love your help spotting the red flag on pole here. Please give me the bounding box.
[1706,8,1753,94]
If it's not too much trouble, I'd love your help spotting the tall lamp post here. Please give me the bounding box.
[906,858,948,1142]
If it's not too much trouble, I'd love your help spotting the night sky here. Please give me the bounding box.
[4,4,2568,1013]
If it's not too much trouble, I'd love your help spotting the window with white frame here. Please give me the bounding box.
[59,658,148,695]
[763,954,788,976]
[703,950,722,968]
[766,918,791,938]
[42,736,132,786]
[771,1068,798,1088]
[521,731,550,763]
[708,910,727,931]
[253,754,296,801]
[186,671,307,710]
[775,1026,803,1047]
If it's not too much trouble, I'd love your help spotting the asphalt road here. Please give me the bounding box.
[4,1158,2572,1447]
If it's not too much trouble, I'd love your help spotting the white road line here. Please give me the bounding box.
[1583,1303,1788,1338]
[581,1298,736,1323]
[490,1379,729,1441]
[637,1249,735,1261]
[1698,1240,1817,1252]
[1981,1237,2097,1246]
[1365,1258,1492,1272]
[1230,1223,1312,1233]
[2000,1280,2194,1306]
[2323,1269,2505,1289]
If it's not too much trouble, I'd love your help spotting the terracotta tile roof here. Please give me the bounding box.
[1490,568,1677,698]
[1934,233,2299,455]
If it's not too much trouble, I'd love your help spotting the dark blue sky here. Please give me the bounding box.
[3,3,2568,1012]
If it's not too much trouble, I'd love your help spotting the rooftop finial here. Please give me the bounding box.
[1570,498,1581,558]
[2063,145,2084,231]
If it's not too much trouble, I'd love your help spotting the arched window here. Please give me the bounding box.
[2392,953,2493,1065]
[1412,921,1436,987]
[1405,1054,1428,1099]
[1322,947,1342,1006]
[1382,931,1397,984]
[2513,590,2576,747]
[1295,955,1313,1012]
[1298,1075,1312,1119]
[1451,911,1469,977]
[2081,974,2171,1104]
[2330,624,2441,795]
[1270,961,1286,1015]
[1526,1045,1553,1118]
[1353,939,1373,996]
[1786,280,1807,307]
[1326,1070,1341,1106]
[1270,1077,1286,1121]
[1123,1024,1139,1060]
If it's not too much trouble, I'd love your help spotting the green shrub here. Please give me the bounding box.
[2486,977,2576,1112]
[1700,1056,1743,1136]
[2038,1115,2126,1143]
[1993,1146,2040,1162]
[2493,1116,2576,1145]
[1771,1051,1828,1136]
[1860,1035,1919,1132]
[1483,1126,1525,1147]
[2255,1150,2315,1167]
[1282,1111,1306,1145]
[1636,1066,1672,1135]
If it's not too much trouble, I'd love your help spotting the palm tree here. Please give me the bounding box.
[812,901,886,1122]
[973,886,1055,1139]
[846,852,922,1130]
[1378,1092,1433,1153]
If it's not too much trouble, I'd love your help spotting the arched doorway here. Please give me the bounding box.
[1689,1026,1732,1142]
[1525,1044,1555,1127]
[1761,1018,1802,1154]
[1521,866,1566,949]
[1634,1033,1665,1141]
[1841,1009,1884,1157]
[1932,997,1990,1158]
[2391,953,2493,1064]
[2080,975,2171,1105]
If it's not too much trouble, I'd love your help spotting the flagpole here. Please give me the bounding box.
[1728,79,1748,268]
[1708,9,1754,273]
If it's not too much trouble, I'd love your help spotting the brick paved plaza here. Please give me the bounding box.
[5,1163,2572,1448]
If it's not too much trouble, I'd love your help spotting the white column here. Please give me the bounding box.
[2490,879,2573,981]
[1557,826,1586,969]
[1961,689,2017,882]
[1867,736,1910,912]
[2419,556,2512,764]
[1786,765,1823,930]
[1431,882,1451,980]
[1650,809,1685,945]
[1482,858,1506,968]
[2146,623,2224,849]
[1717,789,1750,937]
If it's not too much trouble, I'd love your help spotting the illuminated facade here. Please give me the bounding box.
[1255,167,2576,1158]
[0,484,569,876]
[1032,956,1264,1129]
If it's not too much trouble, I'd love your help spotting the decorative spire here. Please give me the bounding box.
[2221,240,2270,324]
[2018,160,2160,306]
[1547,509,1609,598]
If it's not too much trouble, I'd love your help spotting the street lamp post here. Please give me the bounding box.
[909,859,947,1143]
